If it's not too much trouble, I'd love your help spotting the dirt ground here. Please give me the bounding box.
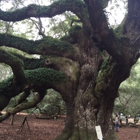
[0,114,140,140]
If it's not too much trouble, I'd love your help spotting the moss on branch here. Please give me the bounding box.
[0,34,76,59]
[0,77,15,99]
[0,68,65,111]
[39,36,74,54]
[25,68,65,85]
[1,47,47,70]
[8,92,45,114]
[0,68,65,97]
[0,0,88,26]
[61,25,82,44]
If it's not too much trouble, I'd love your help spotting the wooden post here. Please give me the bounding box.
[10,114,15,125]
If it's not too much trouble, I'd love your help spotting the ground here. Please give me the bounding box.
[0,113,140,140]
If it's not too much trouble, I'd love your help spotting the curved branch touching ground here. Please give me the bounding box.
[0,90,45,121]
[0,67,68,111]
[0,48,25,85]
[7,90,46,115]
[16,90,31,104]
[0,50,80,112]
[0,0,89,27]
[0,90,30,121]
[0,91,30,122]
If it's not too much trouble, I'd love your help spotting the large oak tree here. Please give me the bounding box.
[0,0,140,139]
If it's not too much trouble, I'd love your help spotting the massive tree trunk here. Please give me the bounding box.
[0,0,140,140]
[54,49,132,140]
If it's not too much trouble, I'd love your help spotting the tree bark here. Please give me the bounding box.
[55,86,117,140]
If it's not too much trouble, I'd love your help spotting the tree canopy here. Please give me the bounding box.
[0,0,140,140]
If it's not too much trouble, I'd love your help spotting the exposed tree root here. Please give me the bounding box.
[54,129,118,140]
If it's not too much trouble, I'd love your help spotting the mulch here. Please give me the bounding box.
[0,114,65,140]
[116,125,140,140]
[0,114,140,140]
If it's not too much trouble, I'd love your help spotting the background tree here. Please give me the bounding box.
[114,59,140,116]
[0,0,140,140]
[35,89,66,117]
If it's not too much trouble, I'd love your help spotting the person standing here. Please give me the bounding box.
[115,114,119,132]
[125,115,128,125]
[118,113,122,127]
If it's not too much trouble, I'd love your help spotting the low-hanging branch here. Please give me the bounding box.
[0,33,79,60]
[0,90,45,122]
[7,91,45,115]
[7,52,79,74]
[0,68,66,110]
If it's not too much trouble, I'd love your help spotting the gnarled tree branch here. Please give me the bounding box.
[0,33,80,61]
[7,90,45,114]
[0,48,25,85]
[0,0,89,27]
[84,0,126,62]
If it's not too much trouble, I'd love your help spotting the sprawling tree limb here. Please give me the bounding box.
[1,47,47,70]
[0,0,89,27]
[16,90,30,104]
[0,90,30,122]
[0,48,25,85]
[7,90,45,114]
[0,33,80,60]
[0,90,45,121]
[16,56,46,70]
[0,0,134,62]
[0,68,65,110]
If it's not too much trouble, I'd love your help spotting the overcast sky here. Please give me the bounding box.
[106,0,127,25]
